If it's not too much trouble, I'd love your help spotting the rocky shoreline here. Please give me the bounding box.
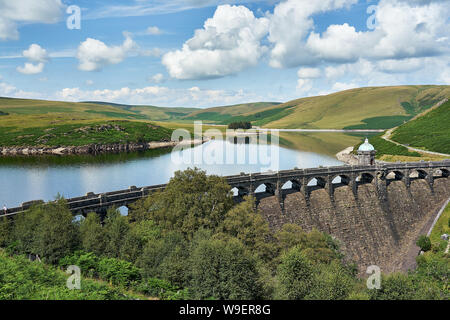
[0,139,205,156]
[335,146,359,165]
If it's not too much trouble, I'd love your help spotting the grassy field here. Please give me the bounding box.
[186,85,450,129]
[0,120,173,147]
[0,98,225,147]
[391,99,450,154]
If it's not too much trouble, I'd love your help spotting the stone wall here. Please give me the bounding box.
[257,177,450,274]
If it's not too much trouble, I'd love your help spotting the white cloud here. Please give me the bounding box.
[305,0,449,64]
[162,4,269,79]
[0,0,64,40]
[332,82,359,91]
[297,67,321,79]
[268,0,358,68]
[76,33,138,71]
[146,26,162,35]
[17,44,49,75]
[17,62,45,75]
[141,48,162,57]
[149,73,165,83]
[0,81,16,95]
[23,44,48,62]
[54,85,262,108]
[376,58,424,74]
[296,79,313,93]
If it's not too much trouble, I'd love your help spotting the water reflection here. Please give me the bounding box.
[0,133,371,207]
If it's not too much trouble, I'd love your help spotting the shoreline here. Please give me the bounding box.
[335,146,359,165]
[0,139,206,157]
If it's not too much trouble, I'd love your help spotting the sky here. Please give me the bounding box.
[0,0,449,108]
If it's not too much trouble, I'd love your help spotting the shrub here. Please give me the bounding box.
[97,257,141,287]
[189,237,261,299]
[58,250,99,278]
[416,235,432,252]
[276,246,315,300]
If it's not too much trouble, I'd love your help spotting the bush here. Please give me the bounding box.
[416,235,432,252]
[189,237,261,299]
[97,257,141,287]
[276,246,315,300]
[58,250,99,278]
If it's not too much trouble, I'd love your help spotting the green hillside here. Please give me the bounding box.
[183,102,281,124]
[391,99,450,154]
[185,85,450,129]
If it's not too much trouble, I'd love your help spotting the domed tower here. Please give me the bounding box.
[357,138,376,165]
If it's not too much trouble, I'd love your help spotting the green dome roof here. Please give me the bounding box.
[358,138,375,152]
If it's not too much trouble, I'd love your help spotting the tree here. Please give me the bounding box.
[219,196,275,262]
[0,216,12,247]
[189,237,261,299]
[367,273,416,300]
[274,225,339,264]
[11,205,45,254]
[306,261,355,300]
[80,212,106,256]
[119,220,160,263]
[138,168,234,239]
[32,198,80,264]
[228,122,252,130]
[276,246,315,300]
[103,209,130,258]
[137,231,188,286]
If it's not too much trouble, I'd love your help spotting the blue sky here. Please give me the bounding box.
[0,0,449,108]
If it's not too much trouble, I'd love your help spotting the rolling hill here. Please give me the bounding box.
[390,98,450,154]
[1,85,449,133]
[185,85,450,129]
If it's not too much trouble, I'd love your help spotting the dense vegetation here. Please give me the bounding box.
[0,168,448,300]
[227,121,252,129]
[353,134,421,158]
[391,100,450,154]
[0,120,173,147]
[0,251,146,300]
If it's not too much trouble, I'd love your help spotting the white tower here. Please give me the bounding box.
[357,138,376,165]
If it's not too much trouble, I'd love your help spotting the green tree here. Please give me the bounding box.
[276,246,315,300]
[189,237,261,299]
[0,216,12,247]
[80,212,106,256]
[119,220,160,263]
[219,196,275,262]
[137,231,188,286]
[367,273,416,300]
[137,168,234,239]
[11,205,45,254]
[103,209,130,258]
[306,261,355,300]
[32,199,80,264]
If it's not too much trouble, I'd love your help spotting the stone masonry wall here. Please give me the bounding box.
[257,177,450,274]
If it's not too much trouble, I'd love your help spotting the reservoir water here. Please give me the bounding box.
[0,132,368,207]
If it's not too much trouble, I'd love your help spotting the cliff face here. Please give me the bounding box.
[257,177,450,274]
